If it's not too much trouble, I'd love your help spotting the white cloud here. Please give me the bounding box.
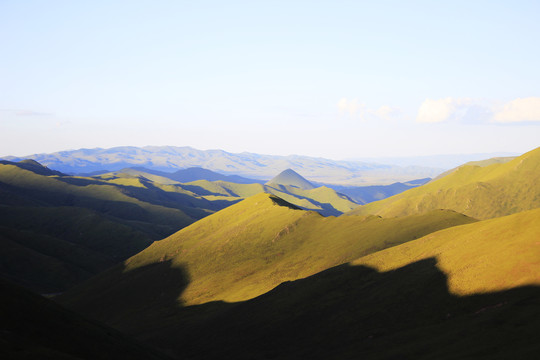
[416,96,540,124]
[493,97,540,123]
[337,98,364,117]
[416,97,472,123]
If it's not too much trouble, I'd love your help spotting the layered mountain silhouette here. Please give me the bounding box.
[1,145,442,185]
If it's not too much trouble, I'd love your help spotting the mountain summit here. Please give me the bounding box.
[266,169,315,190]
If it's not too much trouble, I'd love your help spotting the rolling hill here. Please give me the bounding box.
[58,192,475,331]
[0,160,237,293]
[67,207,540,360]
[347,146,540,220]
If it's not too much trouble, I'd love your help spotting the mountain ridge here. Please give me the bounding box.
[2,145,442,185]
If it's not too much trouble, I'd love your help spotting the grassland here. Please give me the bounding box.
[347,146,540,219]
[0,160,235,292]
[59,192,475,329]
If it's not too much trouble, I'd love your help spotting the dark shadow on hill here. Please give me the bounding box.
[58,259,191,347]
[130,257,540,360]
[0,276,173,359]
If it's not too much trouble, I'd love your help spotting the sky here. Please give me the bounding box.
[1,0,539,159]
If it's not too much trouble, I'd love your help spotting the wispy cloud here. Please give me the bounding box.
[416,97,540,124]
[0,109,54,117]
[337,99,402,121]
[373,105,402,121]
[16,110,53,117]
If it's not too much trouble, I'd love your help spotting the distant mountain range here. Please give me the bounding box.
[2,146,443,185]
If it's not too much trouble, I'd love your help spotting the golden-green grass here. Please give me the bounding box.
[60,192,475,323]
[353,207,540,295]
[347,146,540,219]
[126,193,474,305]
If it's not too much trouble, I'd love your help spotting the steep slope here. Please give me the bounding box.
[133,208,540,360]
[347,146,540,219]
[59,193,475,330]
[266,168,315,189]
[0,277,171,360]
[354,207,540,295]
[0,160,234,292]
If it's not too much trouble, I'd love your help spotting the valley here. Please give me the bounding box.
[1,146,539,359]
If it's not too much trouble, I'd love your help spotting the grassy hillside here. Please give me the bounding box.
[347,146,540,219]
[0,277,171,360]
[61,206,540,360]
[354,207,540,295]
[132,208,540,359]
[59,192,475,329]
[0,160,235,293]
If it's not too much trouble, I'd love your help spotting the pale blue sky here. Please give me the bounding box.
[1,0,539,158]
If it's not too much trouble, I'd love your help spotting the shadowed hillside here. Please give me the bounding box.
[0,277,173,360]
[143,258,540,360]
[0,160,234,293]
[347,147,540,219]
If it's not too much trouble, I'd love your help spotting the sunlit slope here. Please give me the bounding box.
[347,146,540,219]
[157,212,540,359]
[0,278,171,360]
[59,193,474,326]
[354,207,540,295]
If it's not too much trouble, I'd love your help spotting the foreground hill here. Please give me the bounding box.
[0,160,234,293]
[107,208,540,359]
[0,277,171,360]
[2,145,441,185]
[59,193,475,331]
[348,146,540,219]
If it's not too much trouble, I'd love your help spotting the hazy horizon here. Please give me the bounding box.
[1,1,539,159]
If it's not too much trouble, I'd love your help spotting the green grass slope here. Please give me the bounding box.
[0,277,171,360]
[0,160,235,292]
[125,208,540,360]
[59,192,475,330]
[347,146,540,219]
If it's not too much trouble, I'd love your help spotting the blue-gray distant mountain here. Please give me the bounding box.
[1,146,442,185]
